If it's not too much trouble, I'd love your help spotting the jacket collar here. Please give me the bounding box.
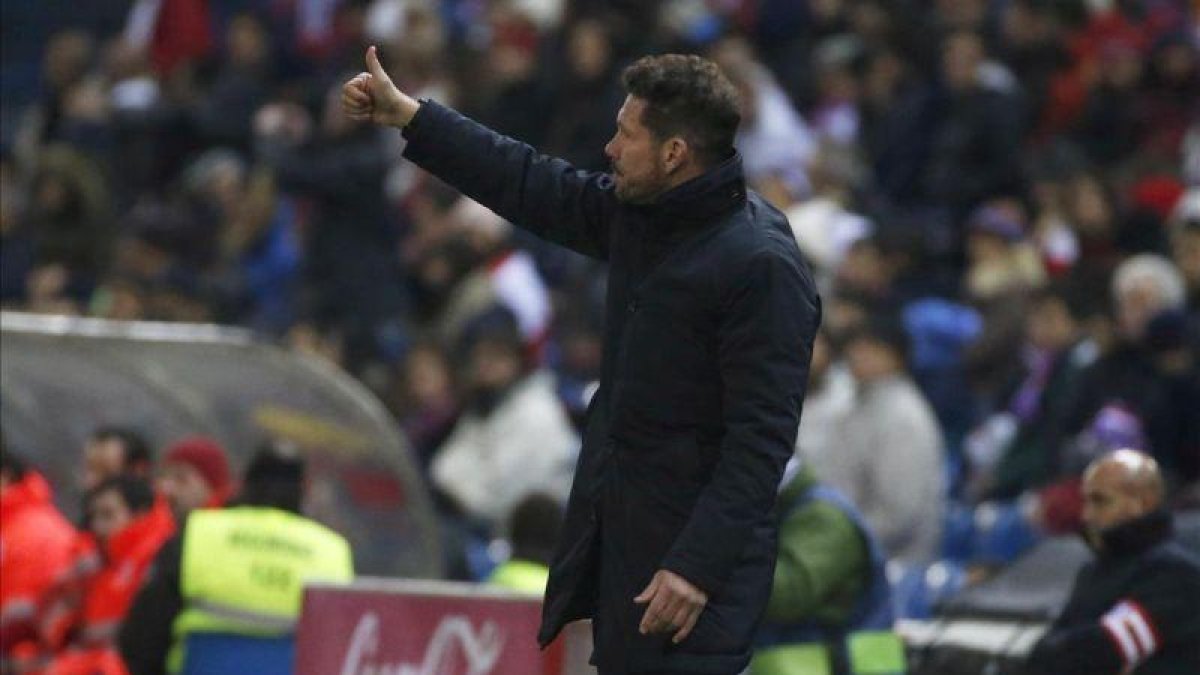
[635,153,747,234]
[1094,509,1174,560]
[106,497,176,561]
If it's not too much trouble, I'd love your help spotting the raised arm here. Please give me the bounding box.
[342,47,616,260]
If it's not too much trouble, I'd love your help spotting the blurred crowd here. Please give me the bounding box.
[2,0,1199,632]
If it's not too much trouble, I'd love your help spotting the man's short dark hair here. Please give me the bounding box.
[509,493,564,566]
[844,314,911,367]
[88,475,156,515]
[621,54,741,167]
[90,426,152,469]
[236,439,305,514]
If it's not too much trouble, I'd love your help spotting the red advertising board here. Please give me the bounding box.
[295,578,594,675]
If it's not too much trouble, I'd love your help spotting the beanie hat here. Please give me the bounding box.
[163,436,233,502]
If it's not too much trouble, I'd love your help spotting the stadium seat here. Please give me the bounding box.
[971,501,1041,565]
[181,633,294,675]
[941,502,976,563]
[890,560,969,620]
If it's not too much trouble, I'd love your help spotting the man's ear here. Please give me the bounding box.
[662,137,690,174]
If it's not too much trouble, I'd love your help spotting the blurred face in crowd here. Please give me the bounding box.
[568,19,611,81]
[469,339,522,394]
[1081,453,1161,549]
[606,97,673,204]
[1066,175,1113,238]
[1027,295,1077,352]
[89,488,134,545]
[83,437,129,491]
[846,337,900,383]
[966,231,1009,265]
[157,461,213,519]
[1101,46,1143,90]
[405,345,453,407]
[44,30,92,91]
[837,239,891,296]
[1172,225,1200,291]
[227,14,269,70]
[942,31,983,92]
[1116,277,1168,342]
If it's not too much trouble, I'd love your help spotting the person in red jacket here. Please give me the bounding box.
[43,476,175,675]
[0,439,77,673]
[43,427,162,652]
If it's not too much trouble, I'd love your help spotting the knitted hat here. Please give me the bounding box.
[162,436,233,500]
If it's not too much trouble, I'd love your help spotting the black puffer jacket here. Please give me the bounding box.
[1027,510,1200,675]
[403,101,819,673]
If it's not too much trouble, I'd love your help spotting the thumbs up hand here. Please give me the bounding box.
[342,45,420,128]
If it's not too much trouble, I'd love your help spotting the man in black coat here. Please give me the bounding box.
[343,47,819,674]
[1027,449,1200,675]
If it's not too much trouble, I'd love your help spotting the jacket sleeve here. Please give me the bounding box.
[765,501,866,622]
[1026,558,1200,675]
[402,100,616,261]
[661,250,819,596]
[119,535,183,675]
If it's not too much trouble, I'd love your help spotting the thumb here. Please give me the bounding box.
[365,45,392,83]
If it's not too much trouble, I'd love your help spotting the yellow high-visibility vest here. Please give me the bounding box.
[167,507,353,673]
[487,559,549,595]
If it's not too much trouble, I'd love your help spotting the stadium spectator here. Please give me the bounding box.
[487,492,564,595]
[0,436,77,673]
[156,436,233,522]
[1062,255,1200,484]
[924,30,1024,224]
[42,475,173,675]
[751,459,904,675]
[390,340,459,471]
[82,426,154,492]
[120,441,352,675]
[818,316,945,563]
[965,284,1095,502]
[1027,449,1200,675]
[793,329,854,473]
[253,83,407,370]
[430,310,576,529]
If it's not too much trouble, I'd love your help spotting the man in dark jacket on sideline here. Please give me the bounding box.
[1026,449,1200,675]
[344,47,819,674]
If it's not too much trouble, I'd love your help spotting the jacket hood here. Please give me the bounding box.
[105,497,175,561]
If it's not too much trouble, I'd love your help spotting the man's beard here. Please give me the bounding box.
[613,165,670,205]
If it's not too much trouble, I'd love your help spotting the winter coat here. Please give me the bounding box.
[401,100,819,673]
